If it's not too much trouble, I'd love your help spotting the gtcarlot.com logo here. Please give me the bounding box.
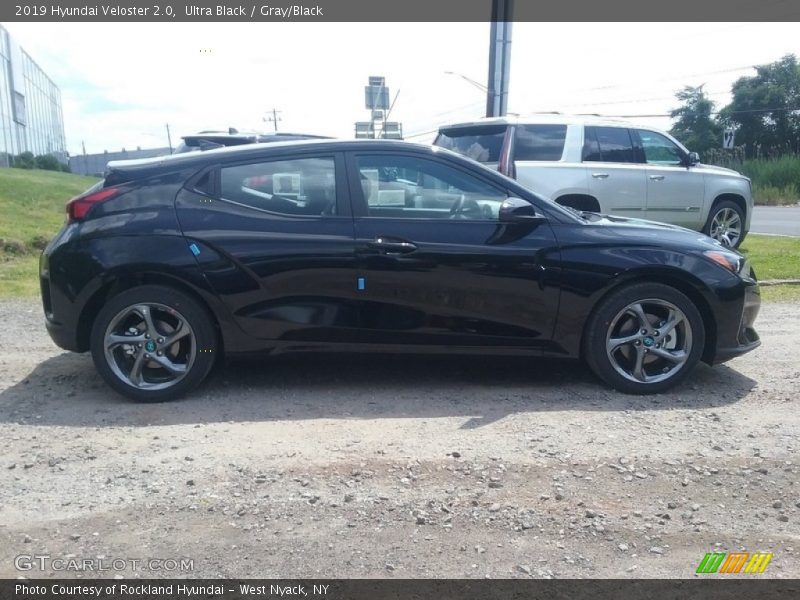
[15,554,194,572]
[696,552,773,574]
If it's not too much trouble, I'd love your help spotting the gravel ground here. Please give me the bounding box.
[0,298,798,579]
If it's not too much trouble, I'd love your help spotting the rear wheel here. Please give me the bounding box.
[584,283,705,394]
[90,285,217,401]
[704,200,745,248]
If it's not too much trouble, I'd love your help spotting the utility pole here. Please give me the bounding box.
[486,0,513,117]
[265,108,282,132]
[165,123,173,153]
[382,90,401,138]
[81,140,87,157]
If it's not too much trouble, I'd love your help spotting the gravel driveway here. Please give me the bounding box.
[0,298,798,578]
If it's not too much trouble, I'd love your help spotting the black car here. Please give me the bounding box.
[40,139,760,401]
[173,129,331,153]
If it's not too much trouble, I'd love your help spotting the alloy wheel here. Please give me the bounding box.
[709,207,742,247]
[103,302,196,390]
[605,299,693,385]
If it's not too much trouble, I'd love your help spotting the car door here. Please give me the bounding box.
[344,150,561,350]
[634,129,706,229]
[175,151,359,343]
[583,126,647,217]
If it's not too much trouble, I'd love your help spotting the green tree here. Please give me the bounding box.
[718,54,800,157]
[669,85,722,157]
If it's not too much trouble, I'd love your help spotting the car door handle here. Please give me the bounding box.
[649,175,665,181]
[591,172,609,179]
[366,237,417,254]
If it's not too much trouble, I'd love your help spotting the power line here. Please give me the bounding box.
[529,64,759,99]
[405,128,440,139]
[555,89,731,110]
[596,105,800,119]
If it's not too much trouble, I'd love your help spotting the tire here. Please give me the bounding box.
[584,283,705,395]
[703,200,746,248]
[90,285,217,402]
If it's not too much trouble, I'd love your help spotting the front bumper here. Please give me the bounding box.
[711,278,761,364]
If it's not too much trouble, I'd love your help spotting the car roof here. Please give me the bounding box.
[106,139,447,175]
[181,131,330,142]
[438,113,645,130]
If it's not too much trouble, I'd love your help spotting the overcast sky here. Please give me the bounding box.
[5,22,800,155]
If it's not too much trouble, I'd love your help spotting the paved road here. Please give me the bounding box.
[750,205,800,236]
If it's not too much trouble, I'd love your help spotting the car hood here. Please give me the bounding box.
[695,163,747,178]
[580,212,729,252]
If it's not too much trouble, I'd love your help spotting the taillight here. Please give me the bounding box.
[66,187,121,223]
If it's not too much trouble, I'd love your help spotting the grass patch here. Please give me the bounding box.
[739,234,800,280]
[760,284,800,303]
[752,183,799,206]
[739,155,800,192]
[0,255,40,297]
[0,168,99,299]
[0,168,99,252]
[709,155,800,205]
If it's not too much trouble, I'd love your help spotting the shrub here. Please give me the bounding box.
[739,155,800,191]
[752,184,800,206]
[707,151,800,205]
[34,154,61,171]
[12,151,35,169]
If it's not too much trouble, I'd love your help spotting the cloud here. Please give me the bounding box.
[4,22,800,155]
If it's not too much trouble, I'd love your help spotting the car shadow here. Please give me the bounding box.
[0,351,756,429]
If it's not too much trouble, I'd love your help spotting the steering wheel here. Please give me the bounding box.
[449,196,483,220]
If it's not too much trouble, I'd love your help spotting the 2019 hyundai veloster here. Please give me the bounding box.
[40,139,761,401]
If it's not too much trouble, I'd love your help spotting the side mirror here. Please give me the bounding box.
[499,197,543,224]
[686,151,700,166]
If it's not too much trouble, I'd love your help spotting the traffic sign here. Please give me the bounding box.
[723,129,735,149]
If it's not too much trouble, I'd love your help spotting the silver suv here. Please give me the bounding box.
[434,115,752,247]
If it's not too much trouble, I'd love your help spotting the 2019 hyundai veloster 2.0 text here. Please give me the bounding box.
[40,140,761,401]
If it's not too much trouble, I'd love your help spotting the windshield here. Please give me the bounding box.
[434,125,508,163]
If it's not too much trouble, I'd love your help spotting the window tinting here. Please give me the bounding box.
[356,154,507,220]
[434,125,507,163]
[638,130,685,165]
[583,126,636,163]
[582,127,602,162]
[220,157,337,216]
[515,124,567,161]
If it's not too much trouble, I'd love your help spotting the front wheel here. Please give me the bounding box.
[584,283,705,394]
[704,200,745,248]
[90,285,217,401]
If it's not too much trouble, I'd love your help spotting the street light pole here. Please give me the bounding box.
[486,0,514,117]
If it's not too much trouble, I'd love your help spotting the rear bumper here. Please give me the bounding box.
[710,278,761,364]
[713,339,760,363]
[44,315,81,352]
[40,249,83,352]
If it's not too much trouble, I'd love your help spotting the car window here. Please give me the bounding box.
[356,154,507,220]
[219,157,337,216]
[433,125,507,163]
[582,126,637,163]
[514,124,567,161]
[637,130,685,166]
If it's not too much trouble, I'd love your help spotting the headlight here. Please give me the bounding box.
[703,249,749,275]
